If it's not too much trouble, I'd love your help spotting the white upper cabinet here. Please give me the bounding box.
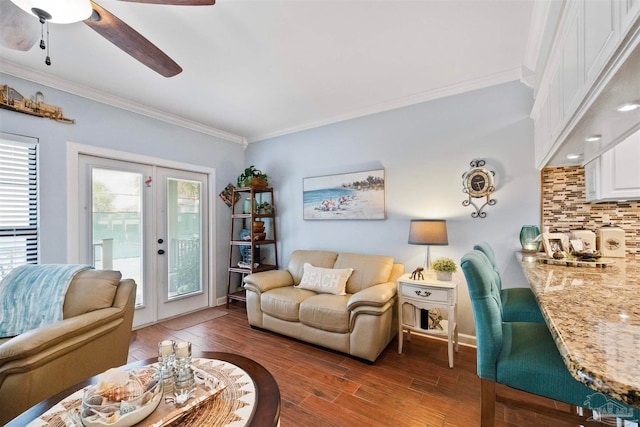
[562,9,582,116]
[532,0,639,169]
[583,0,619,85]
[585,129,640,201]
[620,0,640,35]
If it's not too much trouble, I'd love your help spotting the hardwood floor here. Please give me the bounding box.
[129,305,608,427]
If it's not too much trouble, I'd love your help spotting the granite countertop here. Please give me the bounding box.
[517,252,640,409]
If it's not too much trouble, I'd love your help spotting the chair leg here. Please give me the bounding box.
[481,378,496,427]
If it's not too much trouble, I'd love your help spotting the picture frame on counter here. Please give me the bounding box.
[542,233,569,258]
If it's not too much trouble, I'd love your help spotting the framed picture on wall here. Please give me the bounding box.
[303,169,385,220]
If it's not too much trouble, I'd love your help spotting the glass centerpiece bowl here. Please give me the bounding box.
[81,366,162,427]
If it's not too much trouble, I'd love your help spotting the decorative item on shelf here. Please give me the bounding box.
[256,201,274,215]
[428,308,444,330]
[239,236,260,266]
[519,225,541,252]
[462,159,497,218]
[243,198,256,214]
[432,257,457,281]
[408,219,448,270]
[0,84,75,123]
[596,223,626,258]
[218,183,239,208]
[237,165,268,187]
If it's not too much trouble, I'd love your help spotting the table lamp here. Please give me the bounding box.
[408,219,448,270]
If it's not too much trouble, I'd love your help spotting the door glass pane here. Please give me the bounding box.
[167,178,202,299]
[92,168,144,306]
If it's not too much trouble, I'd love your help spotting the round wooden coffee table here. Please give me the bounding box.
[6,351,280,427]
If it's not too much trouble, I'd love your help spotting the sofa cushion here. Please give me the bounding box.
[299,294,351,333]
[287,250,338,285]
[261,287,316,322]
[296,263,354,295]
[63,270,122,318]
[334,253,394,294]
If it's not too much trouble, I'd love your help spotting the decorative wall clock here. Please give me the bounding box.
[462,159,496,218]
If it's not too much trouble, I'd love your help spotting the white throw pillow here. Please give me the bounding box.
[296,263,354,295]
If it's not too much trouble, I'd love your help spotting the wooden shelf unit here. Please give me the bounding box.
[226,186,278,306]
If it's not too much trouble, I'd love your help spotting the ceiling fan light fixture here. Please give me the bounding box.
[10,0,92,24]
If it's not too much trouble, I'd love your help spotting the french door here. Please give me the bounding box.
[78,155,209,327]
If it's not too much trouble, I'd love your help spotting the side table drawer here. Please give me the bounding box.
[401,284,448,303]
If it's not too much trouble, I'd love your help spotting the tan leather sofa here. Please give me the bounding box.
[244,250,404,362]
[0,269,136,425]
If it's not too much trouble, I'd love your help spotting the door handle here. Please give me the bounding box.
[158,249,165,255]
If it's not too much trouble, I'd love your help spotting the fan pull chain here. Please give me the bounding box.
[45,23,51,66]
[39,21,45,50]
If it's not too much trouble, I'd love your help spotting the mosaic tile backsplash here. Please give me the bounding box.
[541,166,640,258]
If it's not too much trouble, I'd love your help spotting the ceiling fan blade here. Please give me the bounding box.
[84,1,182,77]
[0,0,39,51]
[117,0,215,4]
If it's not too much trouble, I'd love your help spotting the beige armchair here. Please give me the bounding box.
[0,269,136,425]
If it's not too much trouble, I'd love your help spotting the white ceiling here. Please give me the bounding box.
[0,0,537,144]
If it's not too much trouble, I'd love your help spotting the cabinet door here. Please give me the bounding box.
[562,9,582,116]
[534,95,552,168]
[600,131,640,200]
[549,65,564,141]
[584,158,600,202]
[620,0,640,36]
[584,0,619,86]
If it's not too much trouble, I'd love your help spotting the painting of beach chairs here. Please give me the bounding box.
[303,169,385,220]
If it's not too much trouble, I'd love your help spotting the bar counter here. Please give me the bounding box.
[517,252,640,408]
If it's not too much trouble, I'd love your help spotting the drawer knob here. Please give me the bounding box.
[415,290,432,297]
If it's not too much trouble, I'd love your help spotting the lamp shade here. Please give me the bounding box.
[408,219,448,245]
[10,0,92,24]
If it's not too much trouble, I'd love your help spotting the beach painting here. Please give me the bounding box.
[303,169,385,220]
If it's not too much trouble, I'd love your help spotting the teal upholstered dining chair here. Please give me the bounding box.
[473,242,544,323]
[460,250,639,426]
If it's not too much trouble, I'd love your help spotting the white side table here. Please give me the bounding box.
[397,273,459,368]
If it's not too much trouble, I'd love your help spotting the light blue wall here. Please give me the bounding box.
[1,74,539,337]
[0,73,244,298]
[246,81,540,337]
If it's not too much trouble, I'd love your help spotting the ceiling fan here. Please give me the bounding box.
[0,0,215,77]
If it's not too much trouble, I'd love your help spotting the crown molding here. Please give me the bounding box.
[0,60,244,145]
[1,60,523,146]
[248,67,523,143]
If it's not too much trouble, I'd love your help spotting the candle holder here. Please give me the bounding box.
[173,341,195,406]
[157,340,176,388]
[520,225,541,252]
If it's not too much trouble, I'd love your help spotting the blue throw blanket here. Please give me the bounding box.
[0,264,91,338]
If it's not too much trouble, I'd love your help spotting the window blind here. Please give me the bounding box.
[0,135,38,280]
